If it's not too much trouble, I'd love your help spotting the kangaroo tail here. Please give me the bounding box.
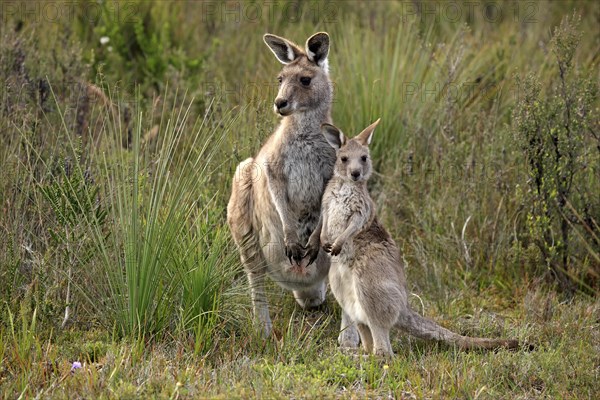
[396,308,519,351]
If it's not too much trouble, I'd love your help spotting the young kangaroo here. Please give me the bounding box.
[227,32,358,345]
[320,119,519,356]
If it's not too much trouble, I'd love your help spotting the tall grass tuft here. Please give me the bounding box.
[22,83,246,339]
[93,89,244,338]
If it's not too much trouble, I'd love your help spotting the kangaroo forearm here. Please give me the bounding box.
[266,174,298,237]
[335,212,369,244]
[309,214,323,244]
[274,197,298,237]
[335,214,367,244]
[334,225,360,245]
[320,211,329,243]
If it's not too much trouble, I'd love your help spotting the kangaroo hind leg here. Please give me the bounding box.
[228,158,272,337]
[370,324,393,357]
[357,323,373,353]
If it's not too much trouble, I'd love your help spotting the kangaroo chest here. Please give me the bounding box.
[325,184,371,240]
[283,136,335,213]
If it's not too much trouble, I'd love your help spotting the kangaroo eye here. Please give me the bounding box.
[340,156,348,163]
[300,77,311,86]
[361,155,368,162]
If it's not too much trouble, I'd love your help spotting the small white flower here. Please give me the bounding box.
[100,36,110,45]
[107,46,113,52]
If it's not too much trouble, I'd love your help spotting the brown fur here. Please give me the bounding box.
[321,120,519,356]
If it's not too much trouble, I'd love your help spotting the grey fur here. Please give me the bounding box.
[321,120,519,356]
[227,32,358,346]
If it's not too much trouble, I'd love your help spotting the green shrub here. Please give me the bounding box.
[75,1,206,96]
[513,14,599,294]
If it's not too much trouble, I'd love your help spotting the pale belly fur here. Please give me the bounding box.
[329,261,368,324]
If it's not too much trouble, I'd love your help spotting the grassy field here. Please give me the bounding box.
[0,1,598,398]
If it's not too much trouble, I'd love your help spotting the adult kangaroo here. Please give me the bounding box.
[227,32,359,345]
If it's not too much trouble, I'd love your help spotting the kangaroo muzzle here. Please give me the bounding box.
[274,97,290,115]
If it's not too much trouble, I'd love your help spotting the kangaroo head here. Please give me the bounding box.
[263,32,331,117]
[321,119,380,182]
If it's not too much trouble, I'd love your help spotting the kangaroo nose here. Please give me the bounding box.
[351,170,361,180]
[275,98,288,110]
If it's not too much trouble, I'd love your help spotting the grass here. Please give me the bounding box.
[0,288,598,398]
[0,0,598,398]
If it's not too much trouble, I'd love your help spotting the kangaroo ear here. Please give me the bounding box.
[264,34,303,64]
[306,32,330,71]
[355,118,381,146]
[321,123,346,150]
